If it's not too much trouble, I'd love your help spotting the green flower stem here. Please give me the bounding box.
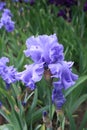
[48,87,52,119]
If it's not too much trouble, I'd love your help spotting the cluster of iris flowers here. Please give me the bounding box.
[0,2,15,32]
[49,0,77,6]
[49,0,77,22]
[49,0,87,22]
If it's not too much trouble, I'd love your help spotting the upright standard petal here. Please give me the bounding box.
[24,34,64,64]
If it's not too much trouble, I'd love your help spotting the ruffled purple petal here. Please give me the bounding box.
[0,57,18,84]
[49,61,78,89]
[18,63,44,89]
[24,34,64,64]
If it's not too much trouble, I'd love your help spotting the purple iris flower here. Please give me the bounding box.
[22,34,78,109]
[24,34,78,90]
[0,57,19,85]
[24,34,64,64]
[57,9,67,19]
[84,1,87,12]
[0,2,6,11]
[18,63,44,90]
[0,11,15,32]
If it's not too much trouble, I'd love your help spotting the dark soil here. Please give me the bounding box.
[0,115,6,125]
[65,101,87,130]
[74,101,87,128]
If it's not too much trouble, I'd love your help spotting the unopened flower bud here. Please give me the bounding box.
[22,101,26,107]
[42,111,52,128]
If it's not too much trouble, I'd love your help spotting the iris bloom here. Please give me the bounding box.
[0,57,18,85]
[0,8,15,32]
[21,34,78,109]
